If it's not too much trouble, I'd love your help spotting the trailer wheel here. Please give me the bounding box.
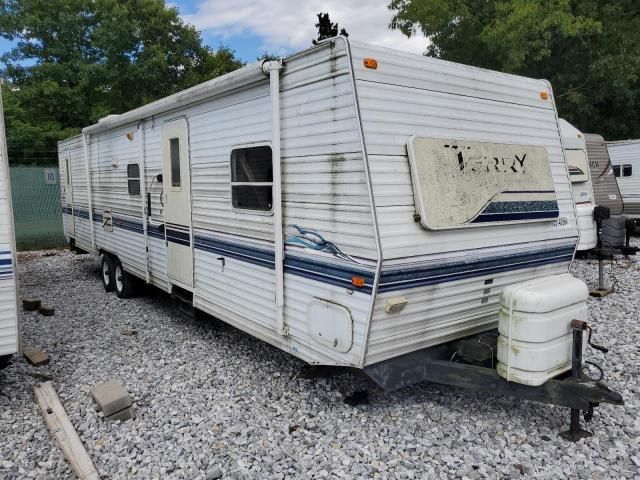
[101,254,116,292]
[114,261,138,299]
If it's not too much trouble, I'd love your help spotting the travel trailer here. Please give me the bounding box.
[585,134,624,216]
[59,38,622,430]
[559,120,596,251]
[607,139,640,221]
[0,81,19,367]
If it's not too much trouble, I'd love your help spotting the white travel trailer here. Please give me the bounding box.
[58,37,580,370]
[607,139,640,221]
[559,119,596,251]
[0,81,19,367]
[59,38,627,426]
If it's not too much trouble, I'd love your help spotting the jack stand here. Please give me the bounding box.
[589,256,614,297]
[560,321,593,441]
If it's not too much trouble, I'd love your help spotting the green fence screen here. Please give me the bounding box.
[10,166,66,251]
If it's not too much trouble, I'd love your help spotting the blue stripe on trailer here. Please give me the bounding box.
[62,208,573,294]
[378,246,574,292]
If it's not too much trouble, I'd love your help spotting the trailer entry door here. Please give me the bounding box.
[161,118,194,288]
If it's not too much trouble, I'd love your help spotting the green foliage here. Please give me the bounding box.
[388,0,640,140]
[0,0,244,164]
[312,13,348,45]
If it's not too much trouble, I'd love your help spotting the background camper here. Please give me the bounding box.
[59,38,621,432]
[0,80,20,367]
[586,134,624,216]
[607,139,640,222]
[559,119,596,251]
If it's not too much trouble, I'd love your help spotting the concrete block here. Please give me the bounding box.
[106,405,135,422]
[24,347,50,367]
[38,305,55,316]
[91,380,132,417]
[23,298,41,311]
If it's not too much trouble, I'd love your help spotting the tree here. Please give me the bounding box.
[312,13,348,45]
[388,0,640,140]
[0,0,244,164]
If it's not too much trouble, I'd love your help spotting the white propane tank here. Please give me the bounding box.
[496,273,589,386]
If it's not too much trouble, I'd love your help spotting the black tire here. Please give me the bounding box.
[101,254,116,292]
[114,261,138,299]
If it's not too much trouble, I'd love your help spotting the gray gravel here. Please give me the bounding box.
[0,247,639,479]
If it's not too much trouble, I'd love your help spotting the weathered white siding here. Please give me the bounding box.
[607,140,640,218]
[0,101,18,356]
[348,40,578,365]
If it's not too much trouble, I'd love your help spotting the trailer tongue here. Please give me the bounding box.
[364,321,623,441]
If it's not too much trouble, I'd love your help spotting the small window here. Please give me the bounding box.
[623,164,633,177]
[613,165,620,177]
[127,163,141,196]
[230,146,273,211]
[170,138,181,189]
[64,156,71,186]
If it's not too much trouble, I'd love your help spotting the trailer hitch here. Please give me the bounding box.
[560,320,612,441]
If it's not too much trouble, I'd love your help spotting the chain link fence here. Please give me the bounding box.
[10,166,66,251]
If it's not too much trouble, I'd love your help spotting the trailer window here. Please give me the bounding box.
[170,138,181,189]
[230,146,273,212]
[613,165,620,177]
[565,149,589,183]
[623,164,633,177]
[127,163,141,196]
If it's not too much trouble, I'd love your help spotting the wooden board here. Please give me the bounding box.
[33,381,100,480]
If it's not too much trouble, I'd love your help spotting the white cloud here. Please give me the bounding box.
[182,0,428,57]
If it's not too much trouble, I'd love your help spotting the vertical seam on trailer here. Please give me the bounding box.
[545,79,579,269]
[82,133,96,252]
[340,37,384,369]
[138,120,150,283]
[0,79,21,353]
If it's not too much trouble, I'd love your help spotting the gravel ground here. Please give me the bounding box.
[0,247,639,479]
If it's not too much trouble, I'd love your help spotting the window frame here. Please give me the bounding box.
[622,164,633,177]
[126,162,141,196]
[229,142,274,215]
[613,165,621,177]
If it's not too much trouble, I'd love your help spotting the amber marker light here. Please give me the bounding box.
[540,91,549,100]
[351,276,365,287]
[363,58,378,69]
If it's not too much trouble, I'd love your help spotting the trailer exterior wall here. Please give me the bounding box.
[0,82,19,357]
[606,140,640,219]
[59,40,377,366]
[347,40,578,365]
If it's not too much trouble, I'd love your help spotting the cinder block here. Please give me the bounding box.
[91,380,132,417]
[106,405,135,422]
[24,347,50,367]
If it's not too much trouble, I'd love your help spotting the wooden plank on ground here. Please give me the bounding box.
[33,381,100,480]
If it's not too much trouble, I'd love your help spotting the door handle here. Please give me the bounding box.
[217,257,225,271]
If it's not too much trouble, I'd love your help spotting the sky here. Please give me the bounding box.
[0,0,428,65]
